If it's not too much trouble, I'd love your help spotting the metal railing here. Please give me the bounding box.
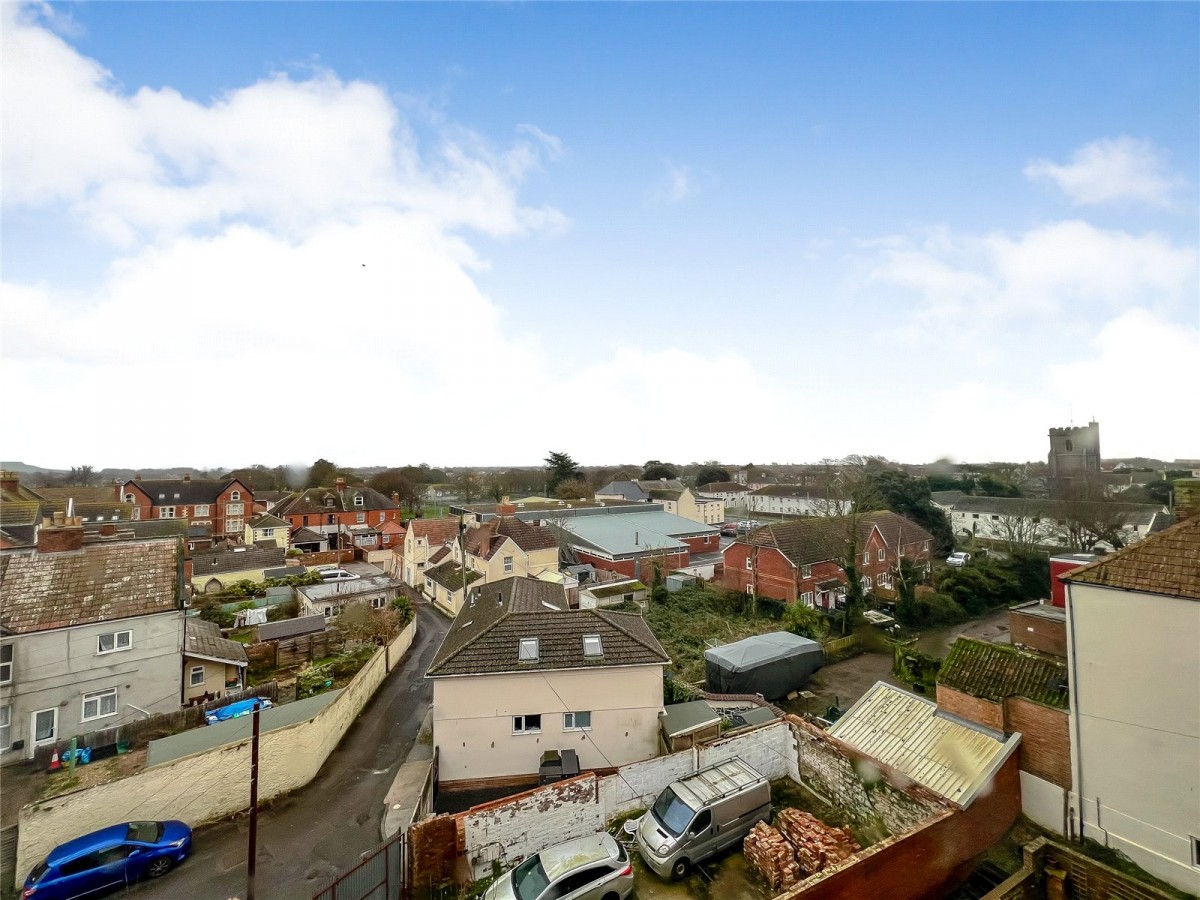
[312,829,406,900]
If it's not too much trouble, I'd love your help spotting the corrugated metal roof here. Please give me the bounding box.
[549,510,715,557]
[827,682,1020,807]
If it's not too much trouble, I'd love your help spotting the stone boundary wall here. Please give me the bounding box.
[15,619,417,881]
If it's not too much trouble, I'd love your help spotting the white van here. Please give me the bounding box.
[635,757,770,879]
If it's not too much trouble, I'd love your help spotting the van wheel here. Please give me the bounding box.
[147,858,173,878]
[671,859,690,880]
[602,893,620,900]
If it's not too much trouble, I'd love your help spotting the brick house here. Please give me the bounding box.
[546,509,718,580]
[935,637,1071,831]
[273,478,402,549]
[121,475,253,546]
[855,510,934,596]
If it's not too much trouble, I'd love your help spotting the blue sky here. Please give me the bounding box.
[2,2,1197,469]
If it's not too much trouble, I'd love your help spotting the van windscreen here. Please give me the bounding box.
[651,787,695,837]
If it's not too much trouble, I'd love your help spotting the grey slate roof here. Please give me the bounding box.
[126,478,250,506]
[290,527,325,544]
[185,618,249,666]
[0,538,181,633]
[248,513,289,530]
[257,614,327,641]
[424,560,482,592]
[596,481,651,502]
[273,484,398,516]
[949,495,1167,528]
[192,546,287,577]
[427,576,669,677]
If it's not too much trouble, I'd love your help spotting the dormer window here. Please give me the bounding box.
[518,638,539,661]
[123,494,134,503]
[173,493,180,500]
[354,495,364,507]
[325,498,335,508]
[231,491,241,501]
[582,635,603,657]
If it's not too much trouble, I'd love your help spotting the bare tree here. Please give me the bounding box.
[993,500,1054,553]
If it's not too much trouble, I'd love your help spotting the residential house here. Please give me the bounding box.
[426,576,670,789]
[182,619,248,704]
[0,470,45,549]
[0,518,185,764]
[856,510,934,594]
[1059,516,1200,894]
[244,513,289,548]
[946,495,1169,550]
[935,638,1071,833]
[695,481,751,507]
[191,545,287,593]
[422,559,483,617]
[120,475,253,546]
[545,508,721,580]
[273,478,402,550]
[595,480,724,526]
[397,517,461,587]
[743,484,852,517]
[289,526,328,554]
[722,517,891,609]
[296,576,403,621]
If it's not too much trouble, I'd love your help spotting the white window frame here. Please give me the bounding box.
[862,550,869,565]
[582,635,603,657]
[190,665,206,687]
[231,491,241,501]
[226,503,245,516]
[81,688,118,722]
[32,707,57,746]
[745,557,753,570]
[226,519,244,534]
[159,506,176,519]
[518,638,539,661]
[123,493,135,503]
[861,575,872,591]
[354,495,364,507]
[503,556,514,574]
[0,704,10,750]
[801,564,812,578]
[356,513,366,524]
[262,528,274,537]
[878,548,886,561]
[563,711,592,731]
[372,596,388,609]
[801,591,815,607]
[512,714,542,734]
[0,644,12,684]
[97,631,132,654]
[195,504,210,516]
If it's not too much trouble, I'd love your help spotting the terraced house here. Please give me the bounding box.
[0,517,186,765]
[121,474,253,546]
[273,478,401,550]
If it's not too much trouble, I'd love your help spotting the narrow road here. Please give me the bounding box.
[129,602,449,900]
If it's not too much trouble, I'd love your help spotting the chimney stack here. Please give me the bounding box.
[135,474,142,481]
[183,473,191,482]
[0,470,19,495]
[1175,479,1200,523]
[38,514,85,553]
[336,476,346,491]
[392,492,400,505]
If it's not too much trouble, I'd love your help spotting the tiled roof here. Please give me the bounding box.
[185,618,249,666]
[0,500,41,527]
[273,484,397,516]
[126,478,249,506]
[495,517,559,553]
[742,518,851,567]
[257,614,327,641]
[34,486,122,505]
[408,517,461,544]
[636,479,687,492]
[248,513,289,530]
[858,511,934,550]
[427,576,669,677]
[428,545,453,566]
[828,682,1021,807]
[425,560,482,592]
[939,638,1068,709]
[291,527,324,544]
[698,482,749,493]
[0,538,181,633]
[192,546,287,577]
[647,489,683,501]
[596,481,651,502]
[1061,516,1200,600]
[930,491,968,507]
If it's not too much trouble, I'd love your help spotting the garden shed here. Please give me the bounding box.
[704,631,824,700]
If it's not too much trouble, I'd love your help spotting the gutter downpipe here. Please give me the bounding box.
[1066,580,1085,844]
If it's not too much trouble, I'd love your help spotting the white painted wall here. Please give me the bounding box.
[1066,581,1200,895]
[1020,770,1066,835]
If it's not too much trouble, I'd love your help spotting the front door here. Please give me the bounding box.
[29,707,57,757]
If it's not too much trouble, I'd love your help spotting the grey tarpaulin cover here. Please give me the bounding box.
[704,631,824,700]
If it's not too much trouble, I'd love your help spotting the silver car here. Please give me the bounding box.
[482,833,633,900]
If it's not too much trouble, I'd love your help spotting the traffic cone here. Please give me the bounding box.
[49,748,61,771]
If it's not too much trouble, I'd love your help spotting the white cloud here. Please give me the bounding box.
[650,162,699,204]
[1024,136,1184,207]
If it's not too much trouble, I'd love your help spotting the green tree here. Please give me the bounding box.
[452,470,483,503]
[367,469,423,509]
[544,451,583,494]
[306,458,340,488]
[642,460,678,480]
[863,468,955,554]
[68,465,97,486]
[553,478,593,500]
[694,465,730,488]
[782,602,828,641]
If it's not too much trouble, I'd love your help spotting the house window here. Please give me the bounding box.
[0,644,11,684]
[425,578,433,592]
[326,498,335,508]
[231,491,241,501]
[226,519,243,533]
[356,513,366,524]
[504,556,514,574]
[861,576,872,591]
[0,705,9,750]
[159,506,176,519]
[379,512,385,524]
[82,688,118,722]
[878,548,886,561]
[923,541,930,551]
[263,528,275,538]
[195,504,210,516]
[582,635,603,657]
[862,550,869,565]
[512,714,542,734]
[190,666,206,687]
[1065,440,1073,452]
[227,503,244,515]
[563,711,592,731]
[801,565,812,578]
[372,596,388,609]
[354,496,364,507]
[879,574,891,588]
[801,592,815,607]
[519,638,540,661]
[1191,835,1200,867]
[745,557,753,570]
[32,708,56,744]
[97,631,132,654]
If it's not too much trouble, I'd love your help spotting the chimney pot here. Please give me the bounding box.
[135,474,142,481]
[336,477,346,490]
[183,473,191,482]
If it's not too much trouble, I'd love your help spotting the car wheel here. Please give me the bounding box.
[147,858,173,878]
[602,893,620,900]
[671,858,690,880]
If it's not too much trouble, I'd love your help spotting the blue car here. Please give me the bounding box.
[205,697,272,725]
[22,820,192,899]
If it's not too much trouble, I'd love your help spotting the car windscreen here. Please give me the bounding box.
[511,854,550,900]
[127,822,163,843]
[651,787,695,838]
[27,861,49,884]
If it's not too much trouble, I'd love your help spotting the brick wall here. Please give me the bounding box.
[682,533,720,555]
[1008,607,1067,656]
[1003,697,1070,789]
[935,685,1006,731]
[723,544,799,602]
[408,814,461,894]
[984,837,1183,900]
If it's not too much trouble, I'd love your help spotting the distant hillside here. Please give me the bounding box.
[0,461,62,474]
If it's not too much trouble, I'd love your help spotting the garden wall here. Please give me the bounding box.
[15,619,416,881]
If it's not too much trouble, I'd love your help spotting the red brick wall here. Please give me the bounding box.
[787,754,1021,900]
[683,533,720,554]
[284,509,401,531]
[1004,697,1070,789]
[934,686,1006,731]
[1008,608,1067,656]
[722,544,799,601]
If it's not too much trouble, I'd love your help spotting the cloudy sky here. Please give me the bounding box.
[2,2,1197,470]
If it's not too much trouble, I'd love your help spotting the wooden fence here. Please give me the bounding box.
[246,631,342,671]
[32,683,278,768]
[822,634,861,660]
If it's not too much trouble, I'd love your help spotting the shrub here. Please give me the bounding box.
[391,595,415,625]
[651,585,669,604]
[781,602,829,641]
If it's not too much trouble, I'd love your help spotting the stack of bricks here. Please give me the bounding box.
[775,808,861,875]
[743,821,802,891]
